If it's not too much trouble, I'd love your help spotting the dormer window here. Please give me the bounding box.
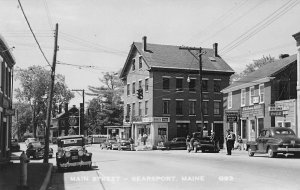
[132,59,135,71]
[139,56,142,69]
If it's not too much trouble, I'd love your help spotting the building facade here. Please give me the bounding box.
[0,35,16,165]
[222,54,298,144]
[120,37,234,148]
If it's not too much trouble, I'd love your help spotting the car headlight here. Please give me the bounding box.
[78,150,84,156]
[57,151,63,158]
[65,151,71,157]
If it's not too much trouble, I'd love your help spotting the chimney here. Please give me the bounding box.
[64,103,68,113]
[213,43,218,57]
[142,36,147,52]
[279,54,289,59]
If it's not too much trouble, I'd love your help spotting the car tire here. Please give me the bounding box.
[267,148,276,158]
[248,148,254,157]
[201,149,205,153]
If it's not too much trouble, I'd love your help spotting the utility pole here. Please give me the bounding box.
[179,46,206,135]
[71,89,85,136]
[44,23,58,163]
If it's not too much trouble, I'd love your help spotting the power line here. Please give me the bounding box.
[43,0,54,31]
[17,0,52,68]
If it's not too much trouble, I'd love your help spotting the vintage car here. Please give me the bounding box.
[56,135,92,171]
[117,140,131,150]
[26,141,53,159]
[25,138,37,147]
[100,139,117,150]
[10,139,20,152]
[157,137,187,150]
[187,133,220,153]
[247,127,300,158]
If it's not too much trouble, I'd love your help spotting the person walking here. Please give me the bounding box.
[225,130,234,155]
[230,130,236,150]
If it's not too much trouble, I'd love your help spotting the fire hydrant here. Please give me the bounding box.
[19,151,30,189]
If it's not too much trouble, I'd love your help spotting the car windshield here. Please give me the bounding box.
[59,138,83,147]
[30,142,42,147]
[274,129,295,135]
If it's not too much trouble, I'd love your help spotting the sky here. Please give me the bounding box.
[1,0,300,107]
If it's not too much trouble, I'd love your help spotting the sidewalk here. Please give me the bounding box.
[0,162,53,190]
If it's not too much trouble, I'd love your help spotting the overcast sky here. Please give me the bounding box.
[1,0,300,106]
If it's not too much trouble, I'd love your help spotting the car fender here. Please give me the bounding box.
[266,144,279,152]
[247,143,258,151]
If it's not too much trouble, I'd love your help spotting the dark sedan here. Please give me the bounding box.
[26,141,53,159]
[157,137,187,150]
[100,139,117,150]
[10,139,20,152]
[247,127,300,158]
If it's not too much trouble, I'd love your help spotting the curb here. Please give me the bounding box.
[40,163,53,190]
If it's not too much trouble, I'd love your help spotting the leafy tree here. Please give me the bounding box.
[86,71,124,134]
[14,65,74,138]
[230,55,275,83]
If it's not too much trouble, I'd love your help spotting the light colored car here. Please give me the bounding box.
[25,138,37,147]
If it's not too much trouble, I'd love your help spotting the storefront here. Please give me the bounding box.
[105,126,131,140]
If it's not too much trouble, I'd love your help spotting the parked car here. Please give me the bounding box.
[10,139,20,152]
[116,139,131,150]
[157,137,187,150]
[100,139,117,150]
[187,132,219,153]
[247,127,300,158]
[25,138,37,147]
[26,141,53,159]
[56,135,92,171]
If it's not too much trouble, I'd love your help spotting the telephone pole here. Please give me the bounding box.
[179,46,206,134]
[44,23,58,163]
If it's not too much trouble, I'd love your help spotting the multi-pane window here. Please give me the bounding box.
[202,101,208,115]
[259,84,264,103]
[250,87,255,105]
[139,56,142,69]
[132,59,135,71]
[241,89,246,106]
[214,80,221,92]
[214,102,221,115]
[145,101,148,115]
[176,78,183,91]
[139,80,142,89]
[138,102,142,116]
[189,79,196,92]
[176,100,183,115]
[202,80,208,92]
[145,78,149,91]
[189,101,196,115]
[228,92,232,109]
[132,103,135,116]
[0,61,2,91]
[127,84,130,96]
[163,78,170,90]
[126,104,130,116]
[163,100,170,114]
[132,82,136,94]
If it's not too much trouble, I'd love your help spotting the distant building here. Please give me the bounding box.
[0,34,16,165]
[222,54,298,142]
[120,36,234,148]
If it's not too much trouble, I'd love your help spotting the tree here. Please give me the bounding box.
[14,65,74,138]
[230,55,275,83]
[86,71,124,134]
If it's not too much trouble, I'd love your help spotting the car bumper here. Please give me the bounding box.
[277,147,300,152]
[120,145,130,149]
[58,161,92,168]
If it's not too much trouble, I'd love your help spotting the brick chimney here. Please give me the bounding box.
[213,43,218,57]
[142,36,147,52]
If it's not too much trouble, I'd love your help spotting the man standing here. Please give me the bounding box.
[225,130,234,155]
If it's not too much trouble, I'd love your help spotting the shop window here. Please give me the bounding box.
[258,118,264,134]
[177,123,189,137]
[285,122,291,128]
[242,120,247,139]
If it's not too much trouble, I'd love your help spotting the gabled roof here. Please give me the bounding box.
[120,42,234,78]
[222,54,297,93]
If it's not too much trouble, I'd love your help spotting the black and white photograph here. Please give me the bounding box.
[1,0,300,190]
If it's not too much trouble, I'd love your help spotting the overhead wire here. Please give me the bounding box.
[42,0,54,31]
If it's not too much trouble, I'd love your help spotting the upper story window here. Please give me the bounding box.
[126,104,131,116]
[176,78,183,91]
[189,101,196,115]
[163,77,170,90]
[202,79,208,92]
[138,80,142,89]
[250,86,255,105]
[176,100,183,115]
[259,84,264,103]
[241,89,246,107]
[132,82,136,95]
[189,79,196,92]
[202,101,208,115]
[145,101,148,115]
[138,102,142,116]
[214,80,221,92]
[214,101,221,115]
[163,100,170,114]
[132,59,135,71]
[127,84,130,96]
[139,56,142,69]
[228,92,232,109]
[132,103,135,116]
[145,78,149,92]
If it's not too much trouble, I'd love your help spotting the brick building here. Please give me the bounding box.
[120,36,234,148]
[0,35,15,165]
[221,54,298,143]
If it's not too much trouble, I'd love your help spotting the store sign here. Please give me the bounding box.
[142,117,170,123]
[225,111,239,122]
[269,105,283,116]
[241,104,265,118]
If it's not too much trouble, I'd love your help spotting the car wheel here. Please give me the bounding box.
[248,147,254,157]
[201,149,205,153]
[267,148,276,158]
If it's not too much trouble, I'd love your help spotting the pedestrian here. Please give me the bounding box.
[186,135,191,146]
[237,135,243,150]
[225,130,234,155]
[129,137,134,151]
[230,130,236,150]
[142,134,148,145]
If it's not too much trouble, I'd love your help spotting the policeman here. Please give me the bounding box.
[225,130,234,155]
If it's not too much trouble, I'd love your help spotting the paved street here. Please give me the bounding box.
[23,144,298,190]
